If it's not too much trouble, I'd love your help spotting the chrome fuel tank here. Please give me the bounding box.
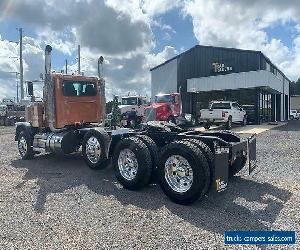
[33,130,78,154]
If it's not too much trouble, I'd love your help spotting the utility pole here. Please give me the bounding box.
[19,28,24,101]
[65,59,68,74]
[78,45,81,75]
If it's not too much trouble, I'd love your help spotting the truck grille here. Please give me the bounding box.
[145,108,156,121]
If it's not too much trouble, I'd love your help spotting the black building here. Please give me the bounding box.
[151,45,290,124]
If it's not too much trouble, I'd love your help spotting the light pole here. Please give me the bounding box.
[19,28,24,101]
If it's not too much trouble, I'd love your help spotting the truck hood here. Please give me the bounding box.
[146,103,167,109]
[119,104,137,114]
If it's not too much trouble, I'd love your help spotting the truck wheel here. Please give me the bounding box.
[134,135,158,183]
[82,130,110,170]
[242,116,247,126]
[182,139,214,193]
[204,122,211,129]
[225,116,232,130]
[113,137,152,190]
[158,140,210,205]
[229,154,247,177]
[134,135,158,168]
[167,116,176,124]
[18,131,34,160]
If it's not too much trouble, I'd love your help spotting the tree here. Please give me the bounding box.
[111,95,121,128]
[290,78,300,96]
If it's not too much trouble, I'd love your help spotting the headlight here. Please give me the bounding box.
[184,114,192,122]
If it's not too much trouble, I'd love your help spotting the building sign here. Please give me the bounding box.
[212,62,233,74]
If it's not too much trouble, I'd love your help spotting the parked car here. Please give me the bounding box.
[290,110,300,120]
[199,101,247,129]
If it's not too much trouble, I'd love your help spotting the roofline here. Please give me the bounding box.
[150,44,291,82]
[150,44,261,71]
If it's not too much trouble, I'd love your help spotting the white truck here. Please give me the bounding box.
[199,101,247,130]
[119,96,148,127]
[290,110,300,120]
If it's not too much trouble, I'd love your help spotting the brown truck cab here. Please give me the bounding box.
[53,74,102,128]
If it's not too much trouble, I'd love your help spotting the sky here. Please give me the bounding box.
[0,0,300,101]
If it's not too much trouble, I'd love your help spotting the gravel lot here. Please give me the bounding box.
[0,122,299,249]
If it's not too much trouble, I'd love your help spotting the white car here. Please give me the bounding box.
[199,101,247,129]
[290,110,300,120]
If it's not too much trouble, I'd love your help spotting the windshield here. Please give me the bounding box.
[210,102,231,109]
[155,95,174,103]
[122,97,137,105]
[62,81,97,96]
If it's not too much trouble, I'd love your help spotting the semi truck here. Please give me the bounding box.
[15,45,257,205]
[145,93,196,126]
[119,95,147,127]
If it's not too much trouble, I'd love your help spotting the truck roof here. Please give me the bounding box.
[122,96,147,98]
[210,100,235,103]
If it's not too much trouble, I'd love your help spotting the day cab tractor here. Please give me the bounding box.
[145,93,196,126]
[119,95,147,128]
[15,45,257,205]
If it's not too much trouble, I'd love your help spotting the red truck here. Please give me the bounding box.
[145,93,196,126]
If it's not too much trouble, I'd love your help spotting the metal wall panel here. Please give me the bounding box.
[187,70,284,93]
[151,58,177,99]
[177,46,260,92]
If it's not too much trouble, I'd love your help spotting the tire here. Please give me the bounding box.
[204,122,211,129]
[290,115,294,120]
[82,129,110,170]
[158,140,210,205]
[134,135,159,183]
[167,116,176,124]
[18,131,34,160]
[242,116,247,126]
[134,135,158,168]
[182,138,214,193]
[225,116,232,130]
[113,137,152,190]
[229,154,247,177]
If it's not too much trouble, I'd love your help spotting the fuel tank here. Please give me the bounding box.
[33,130,79,154]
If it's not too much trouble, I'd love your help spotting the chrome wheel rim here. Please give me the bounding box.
[86,136,101,164]
[18,136,27,157]
[164,155,193,193]
[118,149,138,180]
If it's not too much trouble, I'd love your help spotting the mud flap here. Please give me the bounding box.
[213,146,229,193]
[248,135,257,174]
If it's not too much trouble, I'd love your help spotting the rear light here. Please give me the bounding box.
[222,111,228,117]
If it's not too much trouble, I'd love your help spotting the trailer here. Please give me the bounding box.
[15,45,257,205]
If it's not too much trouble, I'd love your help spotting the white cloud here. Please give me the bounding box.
[183,0,300,80]
[141,0,182,17]
[0,36,44,101]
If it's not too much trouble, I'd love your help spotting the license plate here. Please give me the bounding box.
[248,135,257,174]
